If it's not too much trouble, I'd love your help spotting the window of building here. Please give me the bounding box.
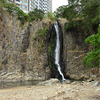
[21,1,28,5]
[31,1,35,6]
[21,5,28,9]
[31,5,35,9]
[21,9,28,12]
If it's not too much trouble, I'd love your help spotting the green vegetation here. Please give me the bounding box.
[53,5,67,18]
[28,8,44,22]
[83,24,100,68]
[54,0,100,34]
[0,0,6,7]
[3,3,29,25]
[35,27,48,37]
[54,0,100,68]
[0,0,6,13]
[46,12,56,22]
[0,1,58,26]
[66,0,100,68]
[48,32,55,68]
[67,0,99,34]
[1,2,45,25]
[33,27,49,52]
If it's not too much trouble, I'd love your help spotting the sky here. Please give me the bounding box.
[52,0,68,12]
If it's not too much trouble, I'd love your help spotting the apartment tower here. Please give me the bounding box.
[6,0,52,13]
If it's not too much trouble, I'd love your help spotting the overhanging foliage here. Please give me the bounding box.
[83,24,100,68]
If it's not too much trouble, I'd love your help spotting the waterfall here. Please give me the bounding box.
[54,21,66,81]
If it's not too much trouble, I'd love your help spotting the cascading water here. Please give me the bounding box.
[54,21,66,81]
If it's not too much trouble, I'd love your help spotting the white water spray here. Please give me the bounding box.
[54,21,66,81]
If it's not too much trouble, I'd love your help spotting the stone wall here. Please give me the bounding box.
[0,12,50,82]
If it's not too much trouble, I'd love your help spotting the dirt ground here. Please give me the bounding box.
[0,81,100,100]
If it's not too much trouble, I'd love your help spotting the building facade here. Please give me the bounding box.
[6,0,52,13]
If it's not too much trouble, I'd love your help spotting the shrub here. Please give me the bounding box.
[35,27,48,37]
[46,12,56,22]
[4,3,29,25]
[28,8,44,22]
[83,24,100,68]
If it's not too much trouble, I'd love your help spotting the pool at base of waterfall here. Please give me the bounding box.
[0,80,44,89]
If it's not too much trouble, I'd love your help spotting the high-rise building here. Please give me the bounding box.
[6,0,52,13]
[43,0,52,13]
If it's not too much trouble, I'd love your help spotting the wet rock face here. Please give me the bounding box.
[47,21,66,80]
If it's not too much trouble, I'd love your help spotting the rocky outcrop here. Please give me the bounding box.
[37,78,61,86]
[0,10,99,82]
[59,19,100,80]
[0,12,50,82]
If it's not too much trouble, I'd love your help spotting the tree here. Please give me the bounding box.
[28,8,44,22]
[46,11,56,22]
[64,0,100,34]
[63,4,78,20]
[53,5,67,18]
[83,24,100,68]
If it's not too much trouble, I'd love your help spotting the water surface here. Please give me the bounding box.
[0,80,43,89]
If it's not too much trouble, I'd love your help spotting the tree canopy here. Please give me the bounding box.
[45,11,56,22]
[65,0,100,33]
[53,5,67,18]
[54,0,100,34]
[28,8,44,22]
[2,3,45,25]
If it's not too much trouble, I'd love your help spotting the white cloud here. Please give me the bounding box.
[52,0,68,12]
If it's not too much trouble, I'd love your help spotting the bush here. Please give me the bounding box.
[82,24,100,68]
[28,8,44,22]
[46,12,56,22]
[3,3,29,25]
[35,27,48,37]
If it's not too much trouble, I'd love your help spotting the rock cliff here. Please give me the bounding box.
[59,19,100,80]
[0,12,99,82]
[0,12,50,82]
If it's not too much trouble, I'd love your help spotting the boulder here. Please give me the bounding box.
[62,79,71,84]
[92,81,100,87]
[37,78,61,86]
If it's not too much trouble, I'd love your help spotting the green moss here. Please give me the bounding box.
[41,44,44,47]
[28,58,31,61]
[33,37,37,41]
[48,60,52,68]
[48,32,55,68]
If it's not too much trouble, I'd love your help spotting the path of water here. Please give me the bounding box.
[54,21,66,81]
